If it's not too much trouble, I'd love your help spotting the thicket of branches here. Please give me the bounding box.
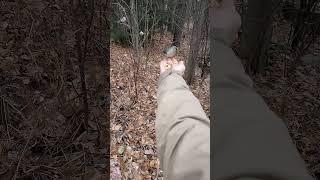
[240,0,320,74]
[0,0,110,179]
[111,0,210,87]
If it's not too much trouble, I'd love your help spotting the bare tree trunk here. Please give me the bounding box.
[240,0,280,75]
[130,0,141,103]
[73,0,95,134]
[185,0,208,85]
[159,0,166,38]
[167,0,178,33]
[172,0,187,47]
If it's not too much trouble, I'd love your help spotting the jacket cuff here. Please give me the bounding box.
[158,69,172,87]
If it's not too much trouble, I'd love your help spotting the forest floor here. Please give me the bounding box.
[111,22,320,180]
[250,19,320,179]
[1,1,109,179]
[110,32,210,179]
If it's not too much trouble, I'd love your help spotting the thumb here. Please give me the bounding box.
[219,0,236,10]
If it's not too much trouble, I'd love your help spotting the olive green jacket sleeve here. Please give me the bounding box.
[156,70,210,180]
[211,38,314,180]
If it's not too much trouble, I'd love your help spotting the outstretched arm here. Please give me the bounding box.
[212,38,313,180]
[156,60,210,180]
[211,0,313,179]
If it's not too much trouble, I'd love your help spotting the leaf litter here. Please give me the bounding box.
[111,18,320,179]
[111,32,210,179]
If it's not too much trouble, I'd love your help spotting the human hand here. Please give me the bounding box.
[160,58,185,76]
[160,59,172,74]
[210,0,241,46]
[171,59,185,76]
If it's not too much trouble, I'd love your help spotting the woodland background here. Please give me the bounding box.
[1,0,110,179]
[0,0,319,179]
[110,0,320,179]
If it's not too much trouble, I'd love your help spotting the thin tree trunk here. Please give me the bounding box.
[159,0,166,39]
[167,0,178,33]
[172,0,186,47]
[240,0,280,75]
[185,0,208,84]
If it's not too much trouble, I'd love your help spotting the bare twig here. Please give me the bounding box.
[13,130,33,180]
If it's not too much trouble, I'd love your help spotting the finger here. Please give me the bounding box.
[172,59,178,65]
[160,60,166,67]
[162,60,172,69]
[161,58,169,62]
[160,61,169,70]
[163,57,171,61]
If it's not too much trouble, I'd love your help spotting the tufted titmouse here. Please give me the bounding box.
[163,46,177,58]
[162,46,177,69]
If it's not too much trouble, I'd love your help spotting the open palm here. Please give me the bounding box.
[160,58,185,76]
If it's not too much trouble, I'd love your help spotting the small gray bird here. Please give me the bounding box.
[163,46,177,58]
